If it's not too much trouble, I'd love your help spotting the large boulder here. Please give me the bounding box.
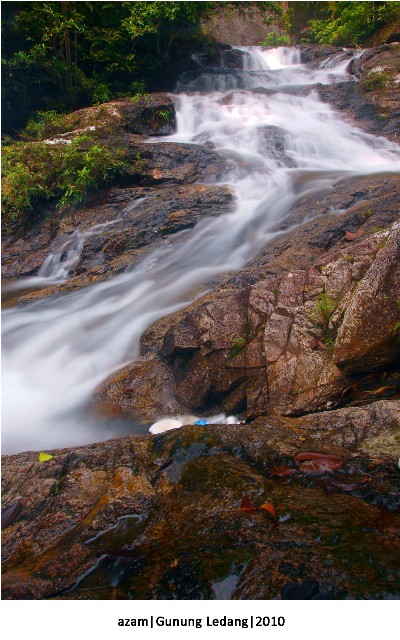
[96,175,400,423]
[333,221,400,373]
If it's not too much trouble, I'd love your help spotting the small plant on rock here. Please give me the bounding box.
[309,291,336,337]
[229,320,251,359]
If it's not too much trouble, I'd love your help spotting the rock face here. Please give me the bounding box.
[2,403,399,599]
[98,175,400,422]
[334,222,400,373]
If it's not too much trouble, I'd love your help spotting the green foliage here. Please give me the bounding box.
[128,80,147,98]
[2,135,128,224]
[229,320,251,359]
[309,291,336,336]
[22,111,75,140]
[362,71,390,92]
[229,336,247,359]
[92,83,112,105]
[260,31,291,46]
[304,1,399,46]
[323,337,336,351]
[2,1,213,133]
[158,109,172,121]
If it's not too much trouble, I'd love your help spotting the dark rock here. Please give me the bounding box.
[318,44,400,141]
[2,182,233,298]
[2,406,399,599]
[299,45,346,66]
[122,94,176,136]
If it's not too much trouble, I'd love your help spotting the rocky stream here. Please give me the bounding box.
[2,43,400,599]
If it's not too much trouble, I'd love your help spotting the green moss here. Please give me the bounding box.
[323,337,336,351]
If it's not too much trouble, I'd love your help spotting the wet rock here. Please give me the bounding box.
[130,140,230,184]
[97,354,183,423]
[2,183,234,298]
[318,44,400,140]
[258,125,296,167]
[291,400,400,460]
[299,45,346,66]
[2,412,399,599]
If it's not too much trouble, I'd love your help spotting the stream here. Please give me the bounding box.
[3,46,400,454]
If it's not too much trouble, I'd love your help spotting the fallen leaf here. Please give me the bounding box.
[241,496,258,512]
[298,458,344,474]
[269,466,297,477]
[316,476,371,492]
[259,502,278,522]
[1,501,22,531]
[345,229,365,241]
[39,452,54,462]
[294,451,344,462]
[309,338,327,350]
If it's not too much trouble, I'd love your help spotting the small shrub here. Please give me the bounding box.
[260,31,291,46]
[157,109,172,121]
[229,321,251,359]
[229,336,247,359]
[92,82,112,105]
[309,291,336,336]
[323,337,336,351]
[129,80,147,97]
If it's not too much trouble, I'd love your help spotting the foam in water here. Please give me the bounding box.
[3,47,400,453]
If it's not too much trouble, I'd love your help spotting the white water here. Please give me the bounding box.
[3,47,400,454]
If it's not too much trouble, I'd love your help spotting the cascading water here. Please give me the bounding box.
[3,46,400,454]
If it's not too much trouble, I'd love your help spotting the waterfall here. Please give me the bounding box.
[3,47,400,454]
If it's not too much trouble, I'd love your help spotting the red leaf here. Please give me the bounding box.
[241,495,258,512]
[269,466,297,477]
[259,502,278,522]
[345,229,364,242]
[298,458,344,474]
[294,451,344,462]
